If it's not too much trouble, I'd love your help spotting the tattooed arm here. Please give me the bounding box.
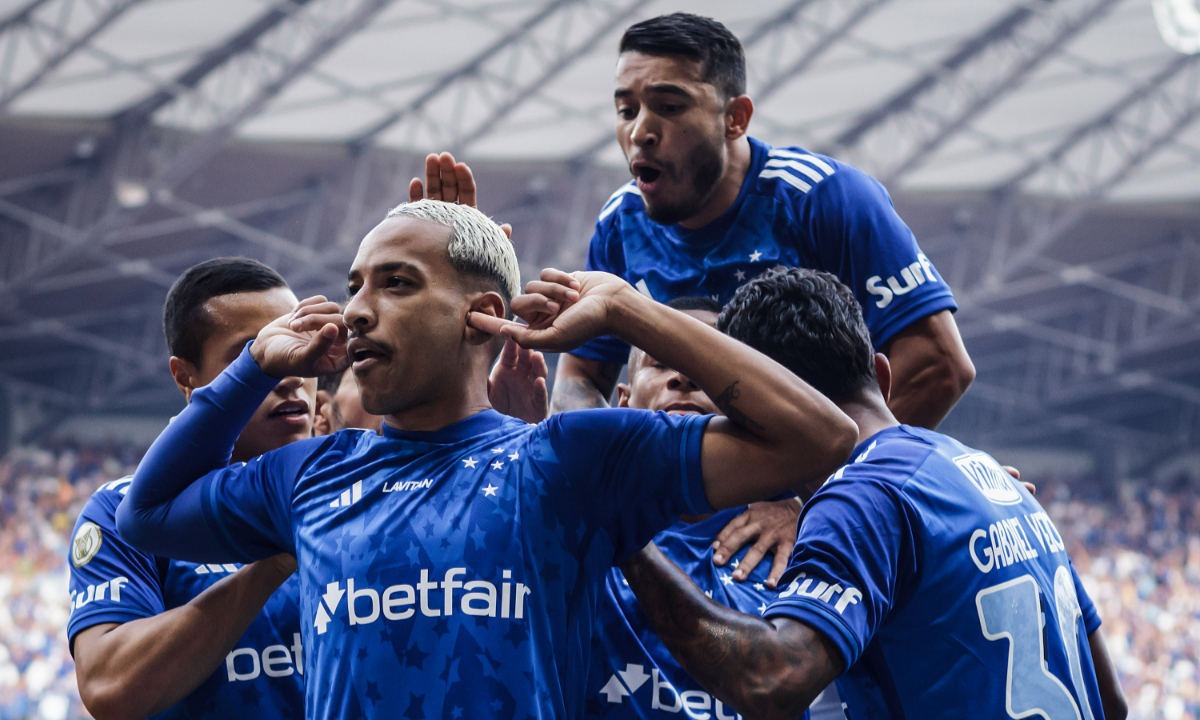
[471,269,859,508]
[622,543,842,720]
[549,354,622,412]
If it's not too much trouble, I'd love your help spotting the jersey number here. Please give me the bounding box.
[975,568,1096,720]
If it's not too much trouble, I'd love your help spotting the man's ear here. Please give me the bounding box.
[465,291,507,347]
[616,383,632,408]
[169,356,199,403]
[725,95,754,139]
[874,353,892,403]
[313,390,333,436]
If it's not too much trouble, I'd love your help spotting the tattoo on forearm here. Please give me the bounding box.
[713,381,766,433]
[550,378,608,413]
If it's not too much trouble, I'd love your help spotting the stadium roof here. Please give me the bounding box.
[3,0,1200,478]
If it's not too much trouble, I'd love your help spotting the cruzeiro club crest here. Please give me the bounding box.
[72,522,103,568]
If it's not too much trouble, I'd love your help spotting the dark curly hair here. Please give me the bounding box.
[717,267,877,403]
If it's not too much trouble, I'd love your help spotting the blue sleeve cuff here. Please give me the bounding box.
[570,335,631,366]
[67,608,156,651]
[679,414,714,516]
[868,293,958,350]
[229,341,287,392]
[765,598,862,669]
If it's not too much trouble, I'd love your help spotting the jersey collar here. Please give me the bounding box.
[381,409,511,444]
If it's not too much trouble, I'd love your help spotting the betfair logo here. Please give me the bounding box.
[329,480,363,508]
[600,664,743,719]
[313,568,532,635]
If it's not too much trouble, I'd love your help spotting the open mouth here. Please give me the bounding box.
[663,402,705,416]
[269,400,310,424]
[636,166,662,183]
[631,161,664,192]
[348,336,389,372]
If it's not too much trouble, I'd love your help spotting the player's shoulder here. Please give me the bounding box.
[751,139,883,208]
[76,476,134,528]
[825,425,940,491]
[594,180,645,230]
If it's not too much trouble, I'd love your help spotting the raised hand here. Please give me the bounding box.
[488,338,549,424]
[467,269,635,353]
[249,296,349,379]
[407,151,512,238]
[711,498,803,589]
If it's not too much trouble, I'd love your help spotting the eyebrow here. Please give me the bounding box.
[348,261,421,281]
[614,84,692,100]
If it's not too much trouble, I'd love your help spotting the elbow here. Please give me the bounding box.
[943,349,975,401]
[1105,689,1129,720]
[79,677,140,720]
[113,500,152,554]
[735,669,813,720]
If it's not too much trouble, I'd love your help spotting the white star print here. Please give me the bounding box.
[754,583,765,591]
[720,574,733,586]
[508,451,519,461]
[749,250,762,262]
[735,269,746,282]
[491,447,504,454]
[482,484,498,497]
[462,457,478,469]
[758,603,768,614]
[491,461,504,470]
[730,558,740,569]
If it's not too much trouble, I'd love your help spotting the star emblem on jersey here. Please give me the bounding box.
[720,573,733,585]
[491,447,504,454]
[491,461,504,470]
[463,457,478,469]
[735,269,746,281]
[758,602,768,614]
[71,521,103,568]
[749,250,762,262]
[508,451,519,461]
[600,663,650,703]
[754,583,765,591]
[482,484,499,497]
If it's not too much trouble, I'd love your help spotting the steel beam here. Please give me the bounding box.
[0,0,148,112]
[828,0,1122,185]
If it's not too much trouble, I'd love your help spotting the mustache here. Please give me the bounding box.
[348,332,394,356]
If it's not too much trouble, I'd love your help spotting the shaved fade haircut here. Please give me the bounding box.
[386,199,521,313]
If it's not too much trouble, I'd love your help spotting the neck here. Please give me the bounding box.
[382,373,493,434]
[838,390,901,447]
[677,136,752,230]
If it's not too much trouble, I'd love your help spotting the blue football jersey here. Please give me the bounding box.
[66,478,304,720]
[576,136,956,365]
[766,426,1105,720]
[122,347,713,720]
[586,508,807,720]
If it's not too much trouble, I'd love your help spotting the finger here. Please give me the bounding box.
[455,162,476,207]
[498,337,520,368]
[500,223,513,239]
[714,523,761,566]
[1003,465,1020,480]
[529,349,548,380]
[424,154,441,200]
[409,177,423,204]
[294,295,329,310]
[712,513,749,563]
[297,323,340,369]
[290,312,345,333]
[523,280,579,305]
[538,267,581,290]
[438,153,458,203]
[1023,481,1037,496]
[510,294,560,322]
[734,539,771,581]
[767,546,791,588]
[468,312,521,337]
[291,301,341,319]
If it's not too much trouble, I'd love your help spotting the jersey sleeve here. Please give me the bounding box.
[571,212,634,366]
[536,408,711,561]
[1070,560,1101,634]
[764,470,918,669]
[116,344,324,563]
[799,166,957,349]
[66,487,165,651]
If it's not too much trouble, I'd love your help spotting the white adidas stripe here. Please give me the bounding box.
[598,184,641,221]
[765,158,826,184]
[767,149,836,177]
[759,169,812,193]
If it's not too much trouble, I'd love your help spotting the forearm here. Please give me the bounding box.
[886,363,967,429]
[549,354,620,413]
[620,544,839,720]
[1089,630,1128,720]
[610,290,857,493]
[76,557,293,720]
[117,346,277,551]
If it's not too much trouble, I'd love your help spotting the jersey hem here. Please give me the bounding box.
[569,336,630,366]
[67,608,156,648]
[869,293,958,349]
[679,414,715,516]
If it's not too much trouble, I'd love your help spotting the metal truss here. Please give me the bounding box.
[828,0,1122,186]
[0,0,148,112]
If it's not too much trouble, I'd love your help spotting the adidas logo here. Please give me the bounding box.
[195,563,240,575]
[599,663,743,719]
[330,480,363,508]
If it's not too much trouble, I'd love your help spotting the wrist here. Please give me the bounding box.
[605,284,654,342]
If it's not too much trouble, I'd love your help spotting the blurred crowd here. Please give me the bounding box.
[0,442,1195,720]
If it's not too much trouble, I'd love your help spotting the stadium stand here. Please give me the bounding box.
[0,441,1194,719]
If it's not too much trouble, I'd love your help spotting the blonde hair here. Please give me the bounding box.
[385,200,520,305]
